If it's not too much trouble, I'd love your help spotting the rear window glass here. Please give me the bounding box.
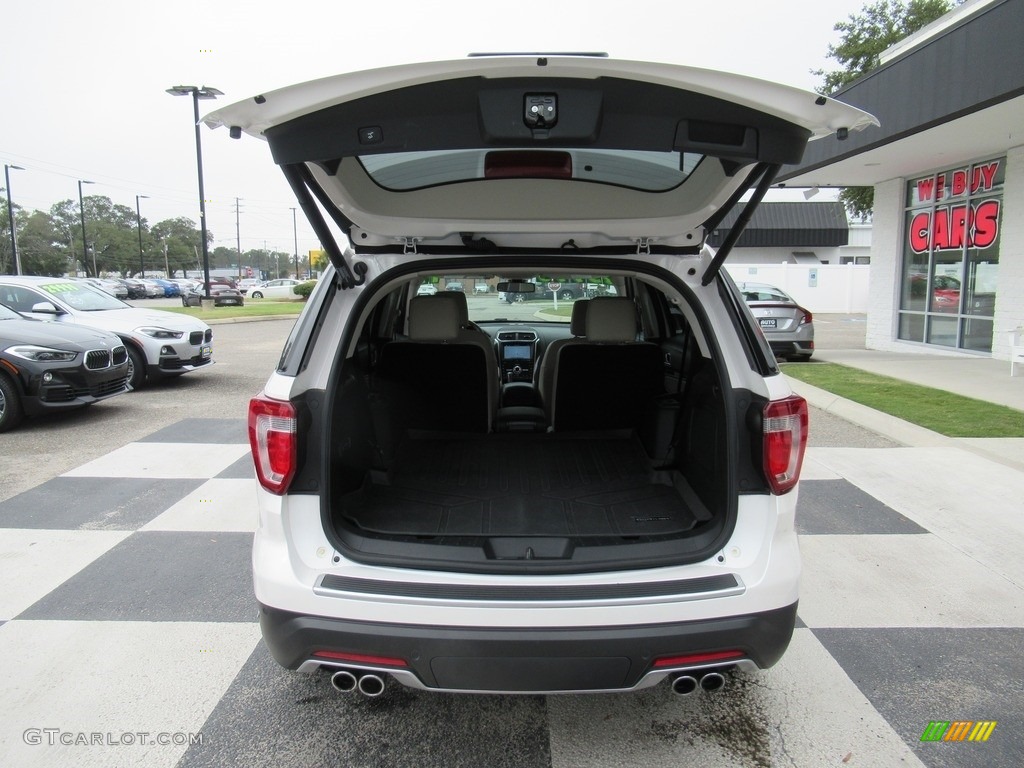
[360,149,702,192]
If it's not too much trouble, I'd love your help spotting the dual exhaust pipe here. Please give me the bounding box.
[331,666,725,697]
[330,669,386,698]
[670,670,727,696]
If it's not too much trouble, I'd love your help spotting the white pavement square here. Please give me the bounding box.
[141,479,259,532]
[0,620,261,768]
[0,529,131,620]
[62,443,250,480]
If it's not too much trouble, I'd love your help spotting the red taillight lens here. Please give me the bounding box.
[763,395,808,495]
[248,394,297,495]
[653,650,745,668]
[799,308,813,325]
[312,650,408,667]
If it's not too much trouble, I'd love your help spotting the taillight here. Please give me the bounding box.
[248,394,297,495]
[799,307,813,324]
[653,650,745,668]
[763,395,808,495]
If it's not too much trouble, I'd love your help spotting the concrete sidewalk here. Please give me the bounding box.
[811,347,1024,411]
[788,346,1024,472]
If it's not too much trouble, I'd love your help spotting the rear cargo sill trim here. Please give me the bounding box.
[313,573,744,606]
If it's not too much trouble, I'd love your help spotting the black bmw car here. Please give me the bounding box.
[0,303,131,432]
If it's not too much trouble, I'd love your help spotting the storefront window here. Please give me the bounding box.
[898,158,1004,352]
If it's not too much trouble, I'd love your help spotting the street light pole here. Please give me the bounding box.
[135,194,149,278]
[4,164,24,275]
[166,85,222,298]
[78,179,94,276]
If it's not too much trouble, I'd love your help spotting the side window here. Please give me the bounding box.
[3,286,46,313]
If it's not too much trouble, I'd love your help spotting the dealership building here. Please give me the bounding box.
[779,0,1023,361]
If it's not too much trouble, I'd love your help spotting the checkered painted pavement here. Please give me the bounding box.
[1,418,1021,767]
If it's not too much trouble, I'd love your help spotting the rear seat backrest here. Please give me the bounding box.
[420,292,500,422]
[372,296,495,436]
[549,297,664,432]
[537,298,589,421]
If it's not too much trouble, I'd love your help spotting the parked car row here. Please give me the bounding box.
[0,275,215,431]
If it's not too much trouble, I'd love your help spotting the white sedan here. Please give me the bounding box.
[249,279,304,299]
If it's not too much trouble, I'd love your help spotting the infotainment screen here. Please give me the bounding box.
[502,344,531,361]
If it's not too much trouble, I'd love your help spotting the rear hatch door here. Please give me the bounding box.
[204,55,876,279]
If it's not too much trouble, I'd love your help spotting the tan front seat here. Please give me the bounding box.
[537,298,589,421]
[547,297,663,432]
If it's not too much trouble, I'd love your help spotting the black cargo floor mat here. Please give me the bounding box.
[339,434,701,537]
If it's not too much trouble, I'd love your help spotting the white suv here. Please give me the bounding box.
[207,55,874,696]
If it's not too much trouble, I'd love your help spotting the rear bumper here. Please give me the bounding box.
[259,601,798,694]
[767,340,814,359]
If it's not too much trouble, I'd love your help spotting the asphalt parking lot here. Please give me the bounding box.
[2,313,1020,767]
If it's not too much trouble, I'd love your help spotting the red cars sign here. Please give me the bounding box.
[908,159,1002,254]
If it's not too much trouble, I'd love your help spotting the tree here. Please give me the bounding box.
[814,0,960,219]
[50,196,140,276]
[19,211,68,276]
[151,217,211,277]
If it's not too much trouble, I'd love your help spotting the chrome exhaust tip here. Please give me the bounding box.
[699,671,726,692]
[671,675,699,696]
[357,673,386,698]
[330,669,358,693]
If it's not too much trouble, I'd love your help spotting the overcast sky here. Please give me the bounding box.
[2,0,866,257]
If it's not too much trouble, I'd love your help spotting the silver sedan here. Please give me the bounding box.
[739,282,814,361]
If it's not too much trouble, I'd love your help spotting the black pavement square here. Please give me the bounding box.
[17,531,257,622]
[796,479,928,535]
[180,642,552,768]
[814,627,1023,768]
[216,454,256,480]
[138,418,248,445]
[0,477,203,530]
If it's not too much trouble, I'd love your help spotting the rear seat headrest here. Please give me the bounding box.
[409,295,461,340]
[585,297,637,342]
[432,290,471,326]
[569,299,590,337]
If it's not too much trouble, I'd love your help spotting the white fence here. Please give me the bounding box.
[725,263,870,313]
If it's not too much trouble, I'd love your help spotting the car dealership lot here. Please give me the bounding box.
[1,315,1021,767]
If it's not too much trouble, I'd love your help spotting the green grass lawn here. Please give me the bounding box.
[781,362,1024,438]
[160,301,304,322]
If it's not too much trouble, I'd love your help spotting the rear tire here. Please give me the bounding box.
[125,345,147,389]
[0,374,24,433]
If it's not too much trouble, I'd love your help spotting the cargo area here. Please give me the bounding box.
[317,283,756,574]
[338,432,711,539]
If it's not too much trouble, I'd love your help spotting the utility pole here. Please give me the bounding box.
[5,164,24,275]
[291,207,299,279]
[235,197,243,280]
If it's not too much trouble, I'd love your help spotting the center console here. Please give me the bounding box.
[496,329,545,430]
[496,329,538,383]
